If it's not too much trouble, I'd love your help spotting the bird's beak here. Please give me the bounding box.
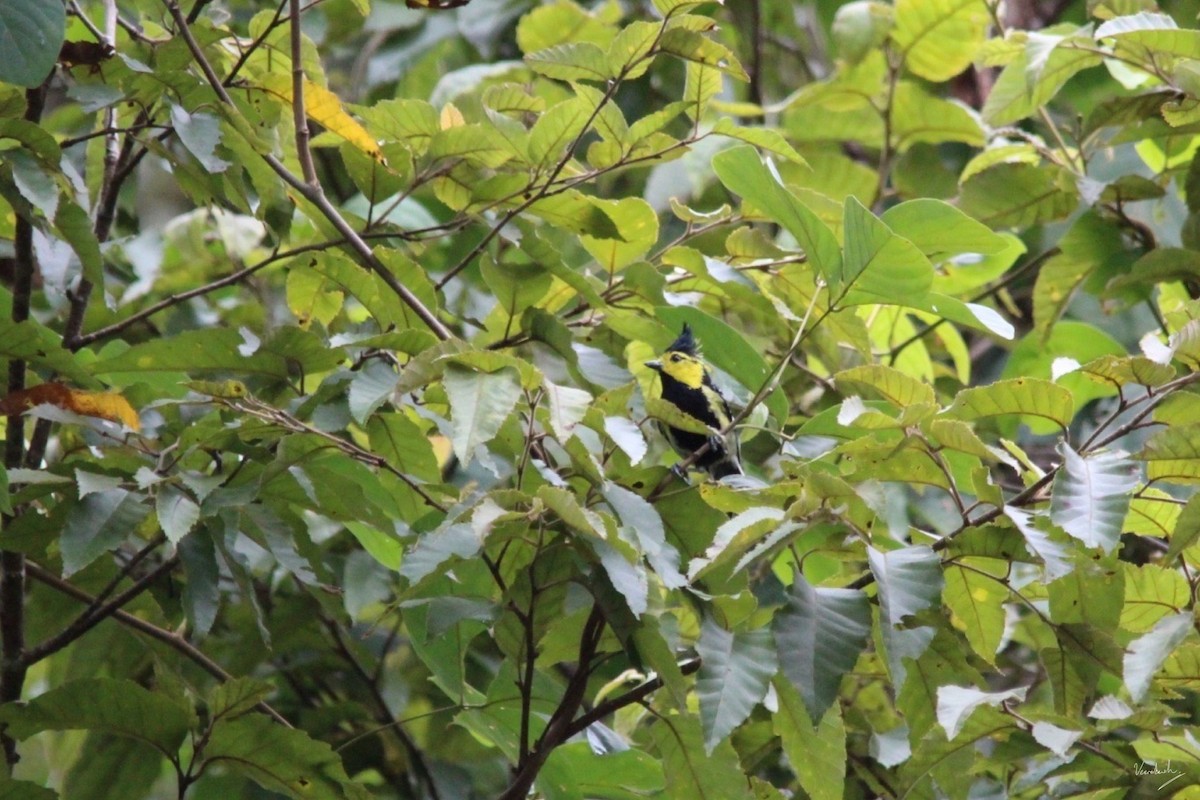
[645,360,662,372]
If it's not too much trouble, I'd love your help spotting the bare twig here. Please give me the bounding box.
[288,0,318,186]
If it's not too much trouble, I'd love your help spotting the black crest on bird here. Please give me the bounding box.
[666,323,698,356]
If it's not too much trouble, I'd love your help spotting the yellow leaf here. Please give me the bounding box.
[259,74,382,161]
[0,382,140,431]
[439,103,466,129]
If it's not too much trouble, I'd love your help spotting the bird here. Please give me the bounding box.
[644,324,744,480]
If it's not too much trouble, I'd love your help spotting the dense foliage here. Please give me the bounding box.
[2,0,1200,797]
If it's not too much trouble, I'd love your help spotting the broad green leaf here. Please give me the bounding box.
[0,780,56,800]
[1050,444,1139,552]
[890,82,985,150]
[649,715,755,800]
[1096,11,1200,58]
[0,0,64,86]
[156,485,200,545]
[892,0,988,82]
[0,678,192,756]
[710,118,808,165]
[773,573,871,722]
[171,105,231,173]
[943,560,1006,665]
[1136,424,1200,484]
[772,679,847,800]
[838,196,933,307]
[713,146,842,284]
[91,328,289,379]
[348,360,400,424]
[959,163,1078,229]
[832,1,894,64]
[603,482,686,588]
[209,677,274,721]
[835,365,935,407]
[538,743,665,800]
[915,293,1016,339]
[935,684,1026,739]
[1080,354,1176,389]
[943,378,1074,429]
[1048,562,1124,629]
[203,714,368,800]
[429,125,512,168]
[525,191,623,239]
[526,42,610,82]
[688,507,785,581]
[658,28,748,81]
[696,617,777,752]
[1032,211,1126,337]
[361,98,439,152]
[982,33,1101,125]
[880,198,1009,261]
[604,416,647,464]
[344,522,403,571]
[443,365,522,464]
[367,413,442,484]
[286,267,344,329]
[481,257,551,319]
[1167,494,1200,561]
[54,200,104,287]
[608,21,660,79]
[870,545,943,683]
[581,197,659,271]
[399,522,482,585]
[1124,612,1194,703]
[1122,564,1190,633]
[516,1,616,53]
[528,97,592,167]
[61,489,151,576]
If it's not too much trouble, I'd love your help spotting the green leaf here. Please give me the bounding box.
[890,82,985,149]
[156,485,200,545]
[91,328,290,379]
[443,365,522,465]
[943,560,1007,665]
[695,617,777,752]
[542,379,592,442]
[203,714,368,800]
[1096,11,1200,58]
[348,361,399,424]
[880,198,1009,261]
[0,0,64,87]
[959,163,1078,229]
[602,482,686,588]
[61,489,151,576]
[773,573,871,722]
[687,507,787,582]
[772,679,847,800]
[1003,506,1074,581]
[838,196,933,306]
[526,42,611,82]
[713,146,842,284]
[982,32,1101,125]
[1122,564,1190,634]
[0,678,192,756]
[54,199,104,287]
[171,105,231,173]
[869,545,943,683]
[208,677,273,721]
[581,197,660,272]
[1123,611,1194,703]
[835,365,935,407]
[710,118,808,165]
[428,125,512,169]
[538,743,665,800]
[367,413,441,484]
[0,779,57,800]
[658,28,748,81]
[892,0,989,82]
[1136,424,1200,484]
[1050,444,1139,553]
[943,377,1074,429]
[649,715,755,800]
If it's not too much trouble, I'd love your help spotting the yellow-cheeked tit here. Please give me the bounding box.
[645,324,744,479]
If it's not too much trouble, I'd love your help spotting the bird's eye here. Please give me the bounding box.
[668,354,681,362]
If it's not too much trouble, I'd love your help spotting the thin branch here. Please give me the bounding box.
[24,561,292,727]
[563,657,702,739]
[23,553,181,665]
[74,239,341,347]
[288,0,318,185]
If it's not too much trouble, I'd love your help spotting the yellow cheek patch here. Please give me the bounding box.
[662,357,706,389]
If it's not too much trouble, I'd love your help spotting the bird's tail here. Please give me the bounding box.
[710,458,743,479]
